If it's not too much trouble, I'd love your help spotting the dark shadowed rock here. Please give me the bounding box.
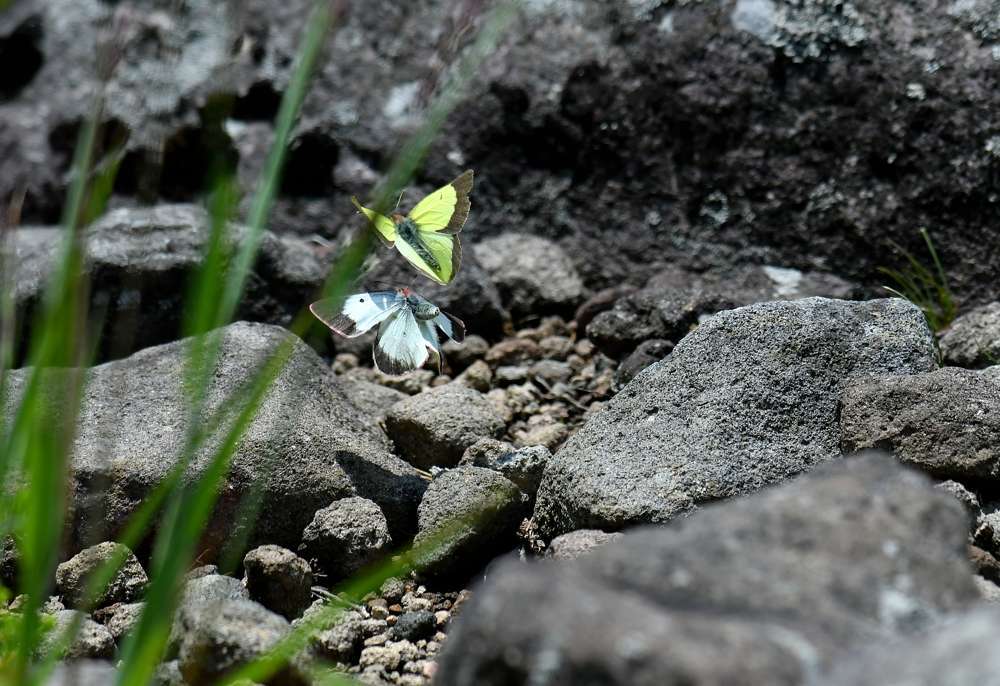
[243,545,313,620]
[436,456,980,685]
[544,529,623,561]
[587,264,857,357]
[391,611,436,642]
[1,322,425,556]
[473,233,584,320]
[826,606,1000,686]
[614,338,674,387]
[298,497,392,584]
[12,205,333,362]
[55,542,147,609]
[840,367,1000,479]
[535,298,937,537]
[414,467,528,582]
[176,599,301,686]
[939,302,1000,369]
[385,386,505,469]
[459,438,550,498]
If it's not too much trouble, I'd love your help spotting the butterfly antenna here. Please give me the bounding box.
[393,188,406,211]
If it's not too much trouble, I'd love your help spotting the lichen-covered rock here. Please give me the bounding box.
[939,302,1000,369]
[55,542,147,610]
[385,386,505,469]
[1,322,426,556]
[840,367,1000,479]
[243,545,313,620]
[535,298,937,537]
[414,467,529,581]
[437,456,980,685]
[298,497,392,583]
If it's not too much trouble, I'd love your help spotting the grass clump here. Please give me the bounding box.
[879,227,957,332]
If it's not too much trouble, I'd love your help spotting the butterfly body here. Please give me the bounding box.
[311,288,464,375]
[352,170,473,285]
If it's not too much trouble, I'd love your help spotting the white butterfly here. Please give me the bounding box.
[310,288,465,375]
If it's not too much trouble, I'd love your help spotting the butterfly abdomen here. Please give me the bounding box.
[396,217,441,271]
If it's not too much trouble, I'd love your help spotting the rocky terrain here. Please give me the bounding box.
[4,0,1000,685]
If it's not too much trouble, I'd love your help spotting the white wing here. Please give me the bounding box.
[310,291,401,338]
[373,308,429,374]
[418,320,442,372]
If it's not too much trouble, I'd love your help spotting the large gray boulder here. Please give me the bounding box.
[534,298,937,537]
[436,456,981,685]
[840,367,1000,480]
[1,322,425,556]
[12,205,332,362]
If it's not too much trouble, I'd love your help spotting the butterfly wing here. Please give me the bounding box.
[352,197,397,247]
[373,308,429,375]
[433,311,466,342]
[394,231,461,285]
[407,170,474,235]
[310,291,401,338]
[417,319,442,373]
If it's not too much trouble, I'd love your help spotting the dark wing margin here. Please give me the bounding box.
[439,169,473,235]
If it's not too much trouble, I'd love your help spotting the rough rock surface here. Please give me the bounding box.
[826,606,1000,686]
[385,386,505,469]
[535,298,937,537]
[12,205,333,362]
[473,233,585,320]
[840,367,1000,479]
[544,529,624,561]
[175,599,298,686]
[55,541,147,609]
[939,302,1000,369]
[93,601,144,642]
[42,611,116,660]
[459,439,551,498]
[243,545,313,620]
[414,467,528,581]
[298,496,392,583]
[0,322,425,555]
[436,456,980,685]
[168,573,250,654]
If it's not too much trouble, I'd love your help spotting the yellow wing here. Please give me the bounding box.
[407,170,473,234]
[395,232,461,285]
[352,197,397,246]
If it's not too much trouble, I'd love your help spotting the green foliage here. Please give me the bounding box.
[879,227,957,332]
[0,0,521,684]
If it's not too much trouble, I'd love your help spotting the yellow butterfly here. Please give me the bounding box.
[352,170,473,285]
